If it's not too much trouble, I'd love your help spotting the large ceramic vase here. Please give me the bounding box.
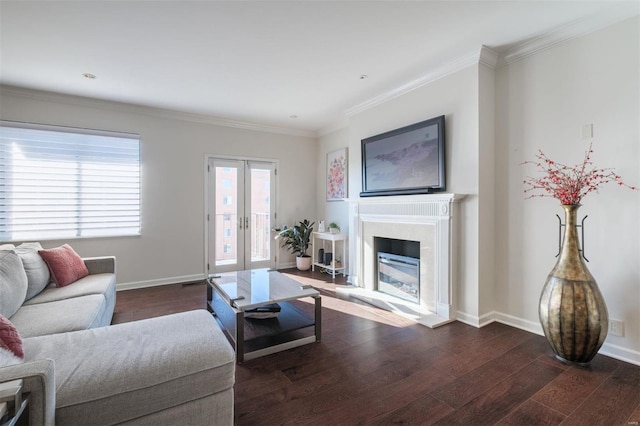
[539,204,608,365]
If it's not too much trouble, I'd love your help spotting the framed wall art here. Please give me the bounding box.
[327,148,347,201]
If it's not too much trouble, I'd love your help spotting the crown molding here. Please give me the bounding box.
[0,85,317,139]
[345,45,496,118]
[501,7,639,65]
[343,10,638,119]
[478,46,499,69]
[317,117,349,137]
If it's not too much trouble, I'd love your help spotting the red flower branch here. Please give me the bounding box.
[522,143,637,205]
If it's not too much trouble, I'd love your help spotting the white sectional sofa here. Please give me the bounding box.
[10,255,117,338]
[0,245,235,425]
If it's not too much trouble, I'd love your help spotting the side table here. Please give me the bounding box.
[311,232,347,278]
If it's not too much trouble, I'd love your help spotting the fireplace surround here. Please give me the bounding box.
[340,194,465,327]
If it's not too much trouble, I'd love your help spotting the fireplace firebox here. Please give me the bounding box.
[377,252,420,303]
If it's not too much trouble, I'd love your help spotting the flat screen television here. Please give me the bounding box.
[360,115,445,197]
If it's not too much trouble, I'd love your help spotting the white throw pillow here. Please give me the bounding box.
[0,346,24,367]
[0,251,28,318]
[15,243,51,300]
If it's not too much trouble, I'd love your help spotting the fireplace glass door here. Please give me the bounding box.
[377,252,420,304]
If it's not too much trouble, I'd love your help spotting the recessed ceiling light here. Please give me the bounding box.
[289,115,298,119]
[360,74,368,80]
[82,73,97,79]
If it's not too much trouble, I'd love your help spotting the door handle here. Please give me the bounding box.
[239,217,243,230]
[245,216,249,229]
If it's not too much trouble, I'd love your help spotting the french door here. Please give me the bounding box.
[207,157,276,273]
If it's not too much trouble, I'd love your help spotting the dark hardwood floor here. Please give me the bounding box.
[112,269,640,425]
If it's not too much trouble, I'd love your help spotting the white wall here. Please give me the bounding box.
[478,62,497,322]
[316,127,350,269]
[316,127,350,233]
[495,17,640,363]
[0,88,318,286]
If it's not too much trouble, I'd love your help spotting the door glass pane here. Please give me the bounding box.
[250,168,270,262]
[215,166,237,266]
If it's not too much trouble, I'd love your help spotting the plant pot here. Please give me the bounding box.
[296,256,312,271]
[539,204,608,365]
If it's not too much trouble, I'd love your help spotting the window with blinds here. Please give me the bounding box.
[0,121,140,242]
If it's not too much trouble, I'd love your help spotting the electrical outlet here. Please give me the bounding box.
[609,319,624,337]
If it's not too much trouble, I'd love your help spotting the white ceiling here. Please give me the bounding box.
[1,1,638,135]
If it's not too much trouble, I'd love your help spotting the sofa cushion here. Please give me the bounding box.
[10,294,108,338]
[15,242,51,300]
[0,250,28,318]
[23,273,116,306]
[23,310,236,425]
[38,244,89,287]
[0,314,24,359]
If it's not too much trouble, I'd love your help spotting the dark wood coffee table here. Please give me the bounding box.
[207,269,321,363]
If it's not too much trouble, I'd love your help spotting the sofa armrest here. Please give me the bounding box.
[0,359,56,426]
[83,256,116,275]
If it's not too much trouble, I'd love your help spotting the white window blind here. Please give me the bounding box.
[0,121,140,241]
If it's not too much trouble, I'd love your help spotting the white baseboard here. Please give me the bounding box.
[598,342,640,366]
[118,264,295,291]
[477,311,497,328]
[455,310,496,328]
[493,311,543,335]
[492,311,640,366]
[117,265,299,291]
[117,274,206,291]
[455,310,480,327]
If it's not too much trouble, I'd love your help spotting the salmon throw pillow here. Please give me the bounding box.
[38,244,89,287]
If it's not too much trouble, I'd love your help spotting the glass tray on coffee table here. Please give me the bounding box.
[207,269,321,363]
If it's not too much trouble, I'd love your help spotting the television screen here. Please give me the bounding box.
[360,115,445,197]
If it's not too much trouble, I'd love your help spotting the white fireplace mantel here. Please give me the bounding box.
[340,193,465,328]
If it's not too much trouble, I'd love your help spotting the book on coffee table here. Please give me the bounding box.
[245,303,281,319]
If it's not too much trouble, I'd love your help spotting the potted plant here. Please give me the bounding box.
[276,219,315,270]
[328,222,340,234]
